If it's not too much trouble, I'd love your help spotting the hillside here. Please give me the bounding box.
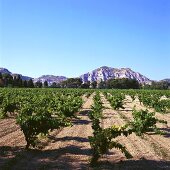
[80,66,151,84]
[0,68,32,81]
[33,75,67,85]
[0,66,153,84]
[161,79,170,83]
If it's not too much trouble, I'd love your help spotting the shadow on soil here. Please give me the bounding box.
[79,109,91,115]
[72,109,92,125]
[1,145,170,170]
[72,119,91,125]
[120,109,133,112]
[160,127,170,138]
[0,144,91,170]
[96,158,170,170]
[48,136,89,143]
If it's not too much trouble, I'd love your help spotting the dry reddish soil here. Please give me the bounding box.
[0,93,170,170]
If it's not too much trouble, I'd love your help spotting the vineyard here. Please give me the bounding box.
[0,88,170,169]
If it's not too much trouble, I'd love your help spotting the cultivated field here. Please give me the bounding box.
[0,88,170,169]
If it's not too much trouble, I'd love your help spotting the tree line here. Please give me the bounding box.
[0,73,169,89]
[0,73,46,88]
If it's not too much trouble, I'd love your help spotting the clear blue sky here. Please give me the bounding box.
[0,0,170,80]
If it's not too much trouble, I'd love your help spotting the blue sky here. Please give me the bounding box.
[0,0,170,80]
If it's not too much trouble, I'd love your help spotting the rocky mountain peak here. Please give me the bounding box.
[0,66,153,85]
[80,67,151,84]
[33,75,67,85]
[0,68,11,74]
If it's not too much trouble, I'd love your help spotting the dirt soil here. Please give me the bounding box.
[0,94,170,170]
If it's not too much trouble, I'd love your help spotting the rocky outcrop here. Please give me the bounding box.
[80,66,151,84]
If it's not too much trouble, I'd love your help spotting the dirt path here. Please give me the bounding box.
[0,118,26,147]
[0,118,26,168]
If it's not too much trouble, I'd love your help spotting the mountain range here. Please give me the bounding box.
[0,66,169,85]
[161,79,170,83]
[0,68,32,81]
[33,75,67,84]
[80,66,151,84]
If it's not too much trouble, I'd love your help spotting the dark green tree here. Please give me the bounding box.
[98,80,106,89]
[61,78,82,88]
[23,80,28,88]
[106,78,140,89]
[2,73,13,87]
[0,73,4,87]
[28,79,34,88]
[0,73,2,79]
[35,81,42,88]
[81,81,90,88]
[44,81,48,88]
[13,76,17,87]
[91,81,97,89]
[50,82,61,88]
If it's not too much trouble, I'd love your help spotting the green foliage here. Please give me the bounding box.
[0,92,19,118]
[61,78,83,88]
[0,88,85,148]
[16,103,69,149]
[0,87,170,159]
[89,125,133,165]
[154,99,170,113]
[55,95,83,118]
[27,79,34,88]
[89,90,169,165]
[88,92,132,166]
[88,92,104,135]
[106,78,140,89]
[130,109,167,136]
[85,92,91,98]
[35,81,42,88]
[107,94,125,110]
[16,94,83,149]
[138,93,170,113]
[0,102,18,118]
[130,93,136,101]
[143,81,169,90]
[43,81,48,88]
[91,81,97,89]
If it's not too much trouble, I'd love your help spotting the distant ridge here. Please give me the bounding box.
[0,66,155,85]
[0,68,11,74]
[161,79,170,83]
[0,68,32,81]
[33,75,67,85]
[80,66,151,84]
